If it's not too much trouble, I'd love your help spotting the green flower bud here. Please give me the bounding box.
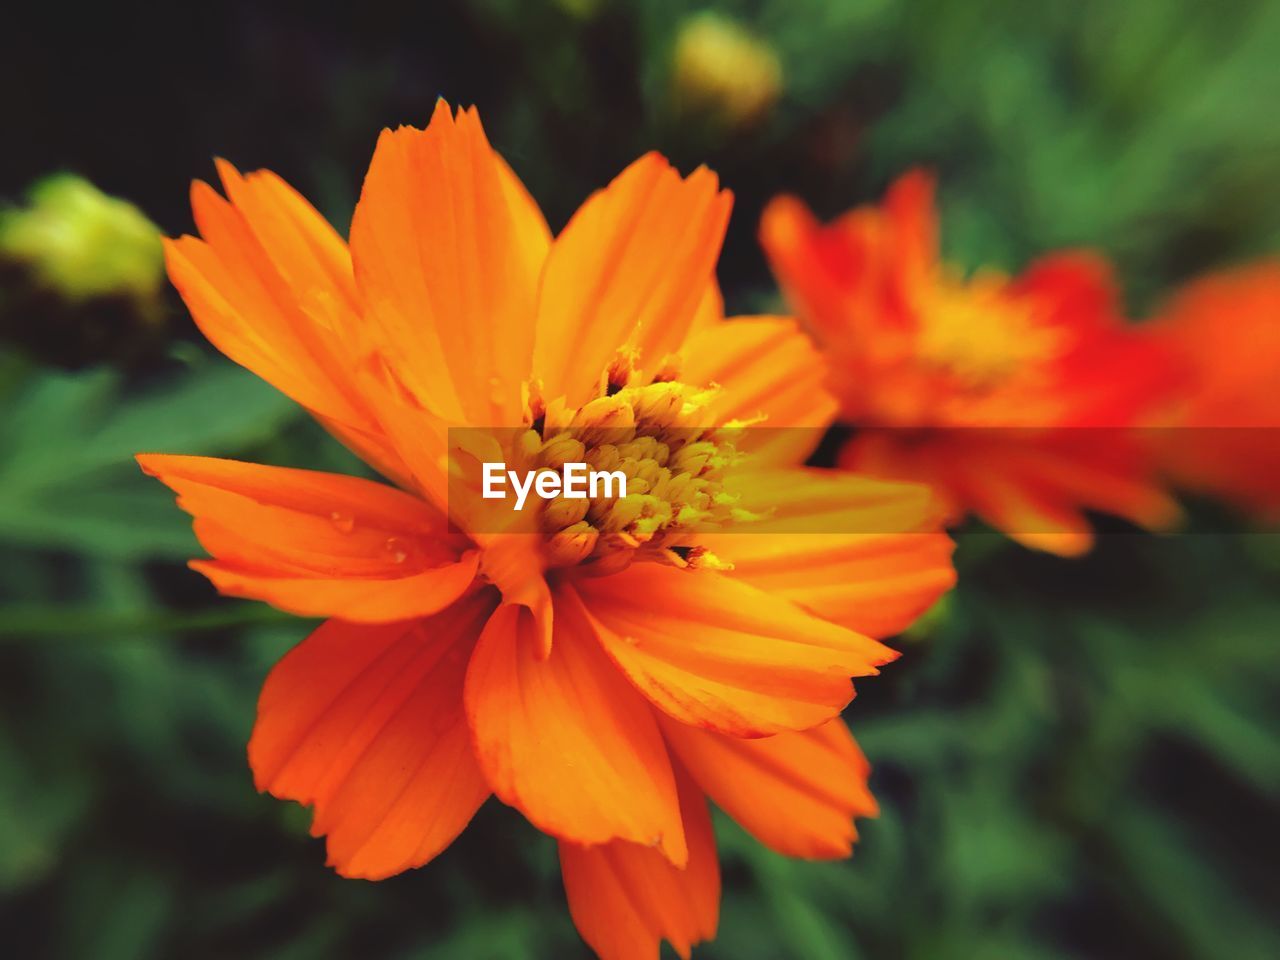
[671,12,783,130]
[0,174,163,303]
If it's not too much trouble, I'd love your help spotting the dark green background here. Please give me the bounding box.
[2,2,1278,957]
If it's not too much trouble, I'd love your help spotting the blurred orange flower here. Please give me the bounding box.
[761,170,1180,555]
[1149,261,1280,518]
[139,102,955,959]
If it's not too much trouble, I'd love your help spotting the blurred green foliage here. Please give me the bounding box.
[2,1,1278,957]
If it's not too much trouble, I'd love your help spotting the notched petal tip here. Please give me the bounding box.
[663,716,877,862]
[212,156,243,191]
[188,176,224,211]
[134,452,162,476]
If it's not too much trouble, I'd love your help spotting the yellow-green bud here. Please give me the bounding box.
[0,174,163,303]
[671,12,783,130]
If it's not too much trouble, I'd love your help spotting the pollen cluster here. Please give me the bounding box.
[516,363,757,571]
[914,272,1063,389]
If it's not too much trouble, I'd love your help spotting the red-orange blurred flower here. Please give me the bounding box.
[1148,261,1280,518]
[139,102,956,959]
[761,170,1180,555]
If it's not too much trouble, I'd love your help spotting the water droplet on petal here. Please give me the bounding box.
[329,510,356,534]
[384,536,409,564]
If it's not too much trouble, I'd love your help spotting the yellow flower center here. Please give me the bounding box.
[914,272,1063,390]
[519,360,755,572]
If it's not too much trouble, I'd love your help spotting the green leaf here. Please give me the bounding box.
[0,362,296,558]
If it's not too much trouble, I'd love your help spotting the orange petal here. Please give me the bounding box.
[662,715,876,859]
[474,534,554,658]
[993,434,1179,531]
[137,455,479,621]
[575,564,897,738]
[464,591,687,864]
[350,101,550,425]
[248,593,495,879]
[680,315,838,465]
[759,194,886,351]
[495,151,554,284]
[559,766,719,960]
[882,168,939,289]
[712,532,955,638]
[759,179,940,419]
[688,281,725,334]
[533,152,732,407]
[167,166,406,477]
[1154,261,1280,425]
[341,388,556,644]
[211,159,361,326]
[698,467,956,637]
[340,365,457,510]
[1151,261,1280,515]
[1009,251,1120,338]
[940,454,1097,556]
[840,431,1096,556]
[841,431,1179,557]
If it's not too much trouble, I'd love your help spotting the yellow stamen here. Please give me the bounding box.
[527,371,754,570]
[915,271,1063,389]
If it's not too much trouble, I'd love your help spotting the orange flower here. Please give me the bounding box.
[139,102,955,959]
[761,170,1180,556]
[1148,261,1280,518]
